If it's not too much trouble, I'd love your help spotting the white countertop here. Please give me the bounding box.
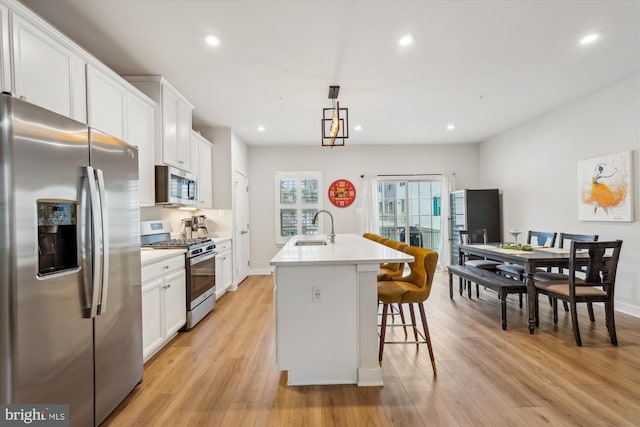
[140,248,186,266]
[270,234,413,267]
[211,237,231,245]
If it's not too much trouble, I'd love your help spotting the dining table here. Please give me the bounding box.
[458,243,594,334]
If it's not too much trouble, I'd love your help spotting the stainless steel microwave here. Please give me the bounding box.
[155,165,197,207]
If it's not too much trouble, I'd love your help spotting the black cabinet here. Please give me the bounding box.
[450,189,501,264]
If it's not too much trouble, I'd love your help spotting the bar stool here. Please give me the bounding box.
[378,246,438,373]
[378,240,409,336]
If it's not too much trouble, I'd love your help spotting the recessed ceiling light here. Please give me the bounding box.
[398,35,413,46]
[354,125,363,131]
[579,33,600,46]
[205,35,220,46]
[446,124,456,131]
[257,126,265,132]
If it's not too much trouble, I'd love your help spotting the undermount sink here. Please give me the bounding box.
[295,239,328,246]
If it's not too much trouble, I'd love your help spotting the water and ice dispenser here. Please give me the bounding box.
[37,201,78,276]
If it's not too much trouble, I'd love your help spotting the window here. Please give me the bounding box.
[377,178,441,251]
[275,171,322,244]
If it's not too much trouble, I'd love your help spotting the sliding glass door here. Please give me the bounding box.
[377,178,441,251]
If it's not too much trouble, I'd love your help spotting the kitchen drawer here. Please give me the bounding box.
[142,255,184,283]
[216,240,231,252]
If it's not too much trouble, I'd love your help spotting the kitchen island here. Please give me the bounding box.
[270,234,413,386]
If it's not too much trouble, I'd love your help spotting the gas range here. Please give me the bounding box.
[142,238,215,258]
[140,221,215,258]
[140,220,217,330]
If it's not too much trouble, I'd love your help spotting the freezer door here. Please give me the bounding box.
[89,128,143,425]
[0,95,94,426]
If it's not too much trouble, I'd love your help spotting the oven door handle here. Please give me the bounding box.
[190,251,217,265]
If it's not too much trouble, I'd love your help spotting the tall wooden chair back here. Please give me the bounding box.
[558,232,599,248]
[458,229,488,244]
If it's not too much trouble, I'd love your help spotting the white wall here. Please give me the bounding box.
[140,206,233,238]
[479,74,640,316]
[248,143,481,270]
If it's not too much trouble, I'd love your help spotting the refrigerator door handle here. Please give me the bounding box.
[86,166,102,319]
[96,168,109,315]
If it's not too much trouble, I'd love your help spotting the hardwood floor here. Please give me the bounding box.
[104,272,640,426]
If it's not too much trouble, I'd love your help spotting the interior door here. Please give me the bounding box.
[234,171,250,284]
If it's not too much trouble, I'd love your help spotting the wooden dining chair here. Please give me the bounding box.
[534,233,599,319]
[458,229,502,297]
[534,240,622,346]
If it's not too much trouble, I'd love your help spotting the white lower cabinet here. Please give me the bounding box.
[215,240,233,298]
[141,254,186,362]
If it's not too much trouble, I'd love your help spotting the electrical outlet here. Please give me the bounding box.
[312,286,321,303]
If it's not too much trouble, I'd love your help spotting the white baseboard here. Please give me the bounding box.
[250,267,274,275]
[616,301,640,318]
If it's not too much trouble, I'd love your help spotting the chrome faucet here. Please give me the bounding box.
[312,210,335,243]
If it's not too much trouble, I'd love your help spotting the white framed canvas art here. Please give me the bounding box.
[578,151,633,222]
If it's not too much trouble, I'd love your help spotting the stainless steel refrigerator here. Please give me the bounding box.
[0,94,143,425]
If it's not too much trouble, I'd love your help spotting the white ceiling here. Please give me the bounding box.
[21,0,640,146]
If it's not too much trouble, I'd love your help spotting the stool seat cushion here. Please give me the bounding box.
[378,280,426,304]
[496,264,525,277]
[534,282,605,297]
[464,260,502,269]
[377,280,410,303]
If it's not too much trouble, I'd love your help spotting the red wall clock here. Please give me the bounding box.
[328,179,356,208]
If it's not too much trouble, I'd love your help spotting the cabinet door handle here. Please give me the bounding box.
[178,160,184,165]
[163,265,170,270]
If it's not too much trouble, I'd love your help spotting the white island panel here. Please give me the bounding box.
[275,265,357,385]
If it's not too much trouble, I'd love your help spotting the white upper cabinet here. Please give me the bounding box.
[161,84,179,167]
[86,64,126,139]
[0,4,10,93]
[11,13,86,122]
[126,90,156,206]
[163,82,192,170]
[87,63,156,206]
[124,76,194,173]
[191,131,213,209]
